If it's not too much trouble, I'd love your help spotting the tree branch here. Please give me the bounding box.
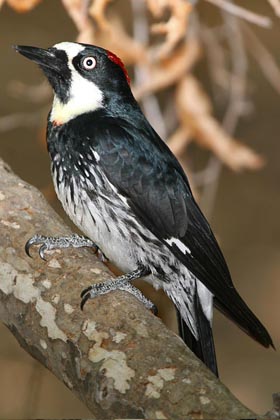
[205,0,272,28]
[0,158,255,418]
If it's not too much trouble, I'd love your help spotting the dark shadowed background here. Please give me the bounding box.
[0,0,279,417]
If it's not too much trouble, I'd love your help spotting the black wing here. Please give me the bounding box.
[73,110,273,348]
[82,112,230,284]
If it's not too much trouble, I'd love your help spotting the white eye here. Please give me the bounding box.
[82,56,96,70]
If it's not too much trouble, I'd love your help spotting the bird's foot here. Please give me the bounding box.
[80,266,157,314]
[25,233,106,261]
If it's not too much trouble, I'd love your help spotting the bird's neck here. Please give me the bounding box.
[50,83,104,126]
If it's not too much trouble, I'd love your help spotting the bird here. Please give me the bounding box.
[15,42,274,377]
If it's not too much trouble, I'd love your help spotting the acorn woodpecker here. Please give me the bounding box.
[15,42,274,376]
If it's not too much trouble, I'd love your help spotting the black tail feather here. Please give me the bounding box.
[214,289,274,350]
[176,295,218,377]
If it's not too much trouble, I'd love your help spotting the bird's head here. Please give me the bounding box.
[14,42,132,126]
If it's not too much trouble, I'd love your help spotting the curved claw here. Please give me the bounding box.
[80,285,93,298]
[39,244,48,261]
[25,238,34,258]
[25,235,42,258]
[80,292,91,311]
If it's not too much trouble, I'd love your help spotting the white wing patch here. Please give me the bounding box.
[196,281,213,323]
[50,42,104,125]
[165,237,191,255]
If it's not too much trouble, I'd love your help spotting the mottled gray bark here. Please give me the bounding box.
[0,158,255,419]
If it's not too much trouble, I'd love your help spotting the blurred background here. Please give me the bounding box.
[0,0,279,417]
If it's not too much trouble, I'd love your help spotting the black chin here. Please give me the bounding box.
[14,45,71,104]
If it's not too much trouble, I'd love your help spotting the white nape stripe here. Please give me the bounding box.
[50,42,104,125]
[165,237,191,255]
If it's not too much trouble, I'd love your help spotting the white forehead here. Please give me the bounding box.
[53,42,85,59]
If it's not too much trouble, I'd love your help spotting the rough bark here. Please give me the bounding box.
[0,157,255,419]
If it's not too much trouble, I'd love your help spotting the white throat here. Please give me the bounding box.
[49,42,104,125]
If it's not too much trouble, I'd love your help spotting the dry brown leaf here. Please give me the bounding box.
[61,0,90,33]
[6,0,41,12]
[75,27,95,44]
[268,0,280,17]
[176,76,265,172]
[133,41,201,99]
[62,0,145,64]
[146,0,168,18]
[61,0,94,43]
[151,0,193,59]
[91,17,146,65]
[89,0,112,31]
